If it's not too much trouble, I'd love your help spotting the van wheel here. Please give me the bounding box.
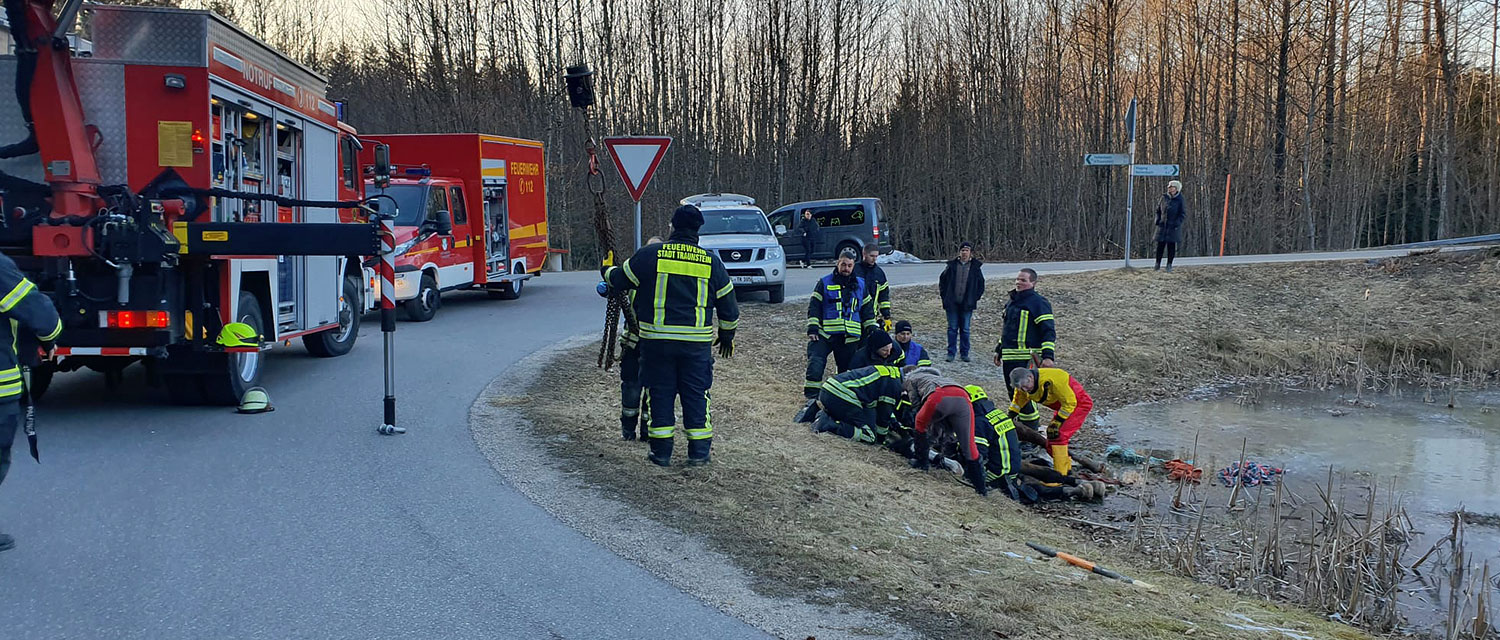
[304,275,362,357]
[836,241,860,261]
[490,278,523,300]
[767,284,785,304]
[404,273,440,321]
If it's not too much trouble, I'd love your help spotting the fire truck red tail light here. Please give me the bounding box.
[873,223,881,240]
[101,311,171,328]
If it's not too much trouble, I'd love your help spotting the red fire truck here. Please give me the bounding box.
[0,3,379,404]
[356,134,547,320]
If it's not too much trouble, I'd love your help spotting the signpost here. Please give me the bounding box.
[603,136,672,250]
[1083,153,1130,166]
[1083,98,1179,268]
[1122,99,1138,267]
[1131,164,1181,177]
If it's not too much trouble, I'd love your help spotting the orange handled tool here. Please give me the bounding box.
[1026,542,1157,592]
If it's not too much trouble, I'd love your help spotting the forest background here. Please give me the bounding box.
[102,0,1500,263]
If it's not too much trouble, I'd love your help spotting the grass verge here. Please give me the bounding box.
[506,248,1498,639]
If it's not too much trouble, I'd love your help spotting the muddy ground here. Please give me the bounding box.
[500,248,1499,639]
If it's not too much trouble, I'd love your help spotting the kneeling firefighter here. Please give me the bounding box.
[809,365,904,444]
[604,206,739,467]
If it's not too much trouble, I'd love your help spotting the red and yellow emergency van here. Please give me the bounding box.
[358,134,548,320]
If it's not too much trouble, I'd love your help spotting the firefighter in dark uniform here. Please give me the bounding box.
[803,249,875,398]
[852,245,892,330]
[616,290,650,441]
[992,267,1056,428]
[966,385,1026,500]
[615,236,663,442]
[0,251,63,553]
[604,206,738,467]
[809,364,904,445]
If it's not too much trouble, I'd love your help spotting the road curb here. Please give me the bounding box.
[468,336,916,640]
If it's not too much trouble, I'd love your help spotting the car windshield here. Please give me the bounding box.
[366,184,426,226]
[700,209,771,236]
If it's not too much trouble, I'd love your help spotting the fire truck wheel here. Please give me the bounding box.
[403,273,440,322]
[488,278,523,300]
[202,292,266,405]
[304,276,363,357]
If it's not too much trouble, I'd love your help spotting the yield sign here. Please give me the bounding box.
[603,136,672,202]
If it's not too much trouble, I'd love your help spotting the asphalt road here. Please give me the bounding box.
[0,244,1434,638]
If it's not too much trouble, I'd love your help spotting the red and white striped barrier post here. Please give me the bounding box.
[377,214,404,435]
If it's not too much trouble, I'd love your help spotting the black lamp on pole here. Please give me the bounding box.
[565,64,596,110]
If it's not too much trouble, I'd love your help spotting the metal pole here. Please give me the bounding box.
[1123,140,1136,268]
[634,200,643,251]
[377,215,405,435]
[1220,174,1233,257]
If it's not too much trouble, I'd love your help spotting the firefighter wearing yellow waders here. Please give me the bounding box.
[1007,367,1093,477]
[604,207,738,467]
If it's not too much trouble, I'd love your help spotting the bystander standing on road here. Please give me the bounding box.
[1154,180,1187,272]
[797,209,820,268]
[937,242,985,362]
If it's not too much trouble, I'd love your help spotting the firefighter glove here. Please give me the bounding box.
[881,318,893,332]
[715,330,735,358]
[1046,419,1062,441]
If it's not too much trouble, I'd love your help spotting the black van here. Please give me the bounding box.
[767,198,892,264]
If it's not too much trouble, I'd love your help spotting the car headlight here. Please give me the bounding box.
[766,246,783,261]
[391,237,420,256]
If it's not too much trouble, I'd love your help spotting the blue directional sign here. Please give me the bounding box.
[1131,164,1180,177]
[1084,153,1131,166]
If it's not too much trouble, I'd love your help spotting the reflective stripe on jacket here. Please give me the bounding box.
[822,365,904,425]
[806,272,875,341]
[996,288,1056,362]
[0,251,63,401]
[604,232,739,343]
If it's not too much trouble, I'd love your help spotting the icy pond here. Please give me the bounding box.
[1103,386,1500,636]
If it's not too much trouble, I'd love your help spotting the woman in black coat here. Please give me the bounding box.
[1154,180,1186,272]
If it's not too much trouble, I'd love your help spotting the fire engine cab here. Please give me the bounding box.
[359,134,547,321]
[0,3,374,404]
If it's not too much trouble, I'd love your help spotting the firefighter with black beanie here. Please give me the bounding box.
[0,250,63,553]
[803,248,876,398]
[604,206,739,467]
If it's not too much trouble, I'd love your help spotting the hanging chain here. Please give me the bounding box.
[579,111,636,370]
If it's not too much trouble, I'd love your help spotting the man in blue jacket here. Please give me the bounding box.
[803,248,876,398]
[0,251,63,552]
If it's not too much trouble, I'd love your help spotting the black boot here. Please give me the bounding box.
[639,422,650,441]
[964,460,989,496]
[647,437,673,467]
[794,399,821,423]
[0,532,14,553]
[812,413,838,434]
[621,413,638,440]
[686,438,712,466]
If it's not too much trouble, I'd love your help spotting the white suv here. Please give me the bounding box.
[681,193,787,303]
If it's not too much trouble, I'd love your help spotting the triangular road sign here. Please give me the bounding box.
[604,136,672,202]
